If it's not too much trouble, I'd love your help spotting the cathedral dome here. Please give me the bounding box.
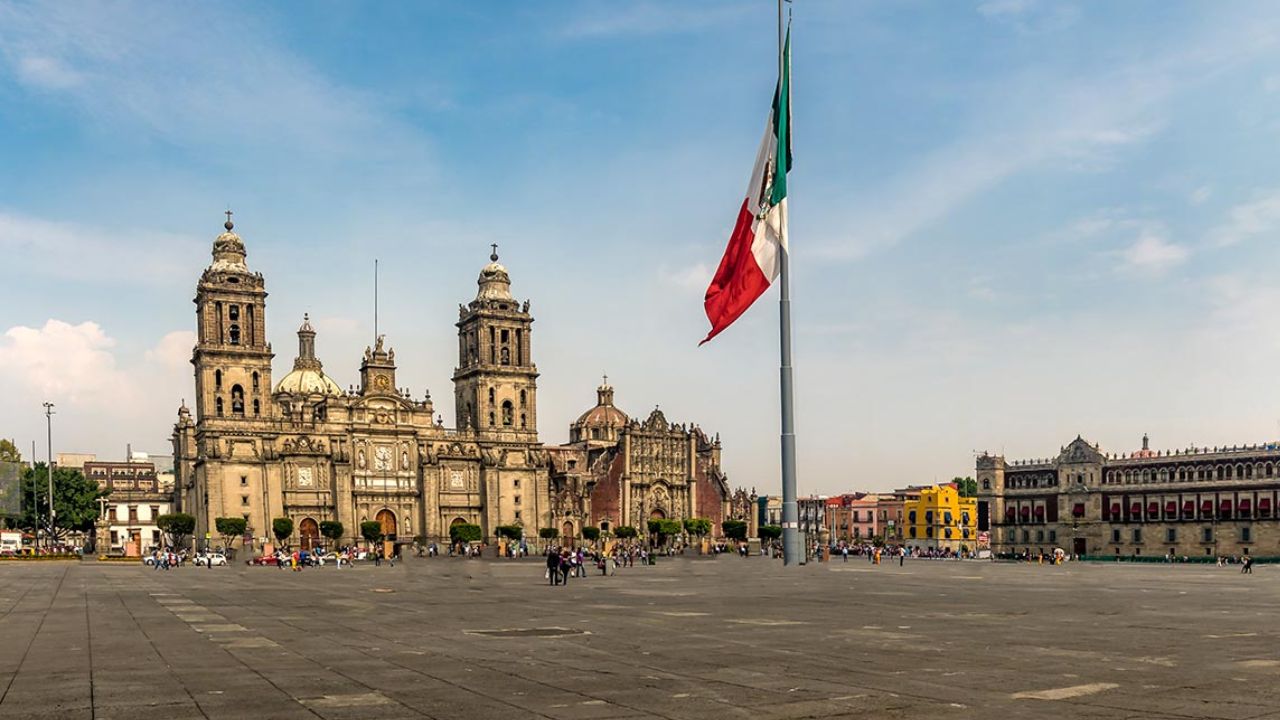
[210,214,248,272]
[274,367,344,397]
[476,246,513,302]
[273,314,343,397]
[571,377,627,443]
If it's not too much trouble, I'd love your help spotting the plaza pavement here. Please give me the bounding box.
[0,554,1276,720]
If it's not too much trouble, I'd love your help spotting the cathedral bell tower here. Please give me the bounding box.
[191,212,274,423]
[453,246,538,437]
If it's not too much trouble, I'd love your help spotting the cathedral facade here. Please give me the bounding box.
[172,217,735,549]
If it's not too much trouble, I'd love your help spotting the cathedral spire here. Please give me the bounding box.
[295,313,320,369]
[211,210,247,270]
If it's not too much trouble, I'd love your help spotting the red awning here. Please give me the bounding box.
[1201,500,1213,513]
[1020,506,1031,516]
[1147,502,1159,515]
[1165,501,1177,514]
[1005,507,1015,518]
[1034,506,1045,516]
[1072,503,1085,517]
[1130,502,1141,514]
[1110,503,1121,516]
[1239,499,1252,511]
[1261,498,1272,509]
[1220,499,1232,510]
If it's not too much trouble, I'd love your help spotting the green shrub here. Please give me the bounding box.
[319,520,344,543]
[722,519,748,541]
[538,527,559,540]
[582,526,601,541]
[450,523,482,543]
[271,517,294,546]
[360,520,384,543]
[613,525,638,539]
[495,525,523,541]
[759,525,782,541]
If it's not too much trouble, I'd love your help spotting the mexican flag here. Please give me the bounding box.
[700,29,792,346]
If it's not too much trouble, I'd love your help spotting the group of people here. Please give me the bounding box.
[148,548,187,570]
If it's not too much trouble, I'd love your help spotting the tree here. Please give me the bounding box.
[722,519,748,542]
[15,463,108,540]
[320,520,344,545]
[953,476,978,498]
[646,519,662,536]
[495,525,523,541]
[360,520,384,544]
[759,525,782,541]
[0,439,21,462]
[450,523,482,544]
[683,517,712,537]
[538,527,559,540]
[156,513,196,549]
[272,517,294,548]
[614,525,638,539]
[582,526,600,542]
[214,517,247,551]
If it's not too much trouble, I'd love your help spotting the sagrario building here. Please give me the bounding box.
[977,434,1280,559]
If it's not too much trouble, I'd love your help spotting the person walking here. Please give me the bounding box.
[546,547,560,586]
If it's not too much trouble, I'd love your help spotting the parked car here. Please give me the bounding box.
[193,553,227,567]
[246,554,281,566]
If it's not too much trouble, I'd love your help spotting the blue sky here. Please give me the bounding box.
[3,0,1280,494]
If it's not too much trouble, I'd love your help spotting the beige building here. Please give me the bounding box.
[978,434,1280,559]
[172,216,738,550]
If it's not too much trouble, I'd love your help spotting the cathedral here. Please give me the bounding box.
[172,216,745,550]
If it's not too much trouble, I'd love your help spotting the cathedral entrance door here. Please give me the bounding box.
[649,509,666,520]
[377,509,398,541]
[299,518,319,551]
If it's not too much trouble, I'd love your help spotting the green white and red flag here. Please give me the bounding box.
[701,29,792,345]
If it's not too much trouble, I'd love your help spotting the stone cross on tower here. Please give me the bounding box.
[490,243,499,261]
[224,209,234,229]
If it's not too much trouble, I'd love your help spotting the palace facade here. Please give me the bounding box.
[977,434,1280,559]
[172,217,739,549]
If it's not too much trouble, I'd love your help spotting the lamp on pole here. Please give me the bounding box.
[43,402,55,550]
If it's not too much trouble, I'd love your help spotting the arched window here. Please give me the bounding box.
[228,304,240,321]
[500,346,510,365]
[229,324,240,345]
[253,399,260,416]
[314,404,326,421]
[488,411,495,427]
[488,387,495,403]
[502,400,513,426]
[982,478,990,490]
[252,371,259,391]
[231,385,245,416]
[519,389,526,406]
[520,413,526,429]
[215,397,224,417]
[246,305,255,345]
[215,369,222,389]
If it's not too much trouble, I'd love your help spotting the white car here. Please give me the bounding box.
[193,553,227,567]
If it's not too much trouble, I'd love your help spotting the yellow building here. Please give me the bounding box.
[903,484,976,551]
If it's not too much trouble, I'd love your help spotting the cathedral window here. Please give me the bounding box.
[228,304,239,321]
[231,385,245,416]
[592,428,601,440]
[247,306,255,344]
[488,387,495,404]
[501,346,510,365]
[520,413,526,429]
[489,412,495,427]
[502,401,514,426]
[516,330,523,365]
[229,324,240,345]
[215,369,222,389]
[253,399,260,416]
[216,397,224,417]
[314,405,326,421]
[519,389,526,406]
[252,371,259,391]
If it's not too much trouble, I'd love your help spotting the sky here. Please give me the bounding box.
[3,0,1280,495]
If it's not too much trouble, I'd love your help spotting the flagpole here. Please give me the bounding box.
[776,0,800,567]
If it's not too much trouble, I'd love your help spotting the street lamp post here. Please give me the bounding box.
[43,403,55,550]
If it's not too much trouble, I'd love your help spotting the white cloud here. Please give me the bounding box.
[15,55,81,89]
[1208,189,1280,247]
[1191,186,1212,205]
[0,3,432,169]
[658,262,712,292]
[1121,232,1189,274]
[561,4,750,39]
[0,211,203,286]
[144,331,196,374]
[0,320,131,406]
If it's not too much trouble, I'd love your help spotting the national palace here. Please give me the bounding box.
[172,216,752,550]
[977,434,1280,558]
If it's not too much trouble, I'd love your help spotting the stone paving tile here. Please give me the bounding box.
[2,558,1278,718]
